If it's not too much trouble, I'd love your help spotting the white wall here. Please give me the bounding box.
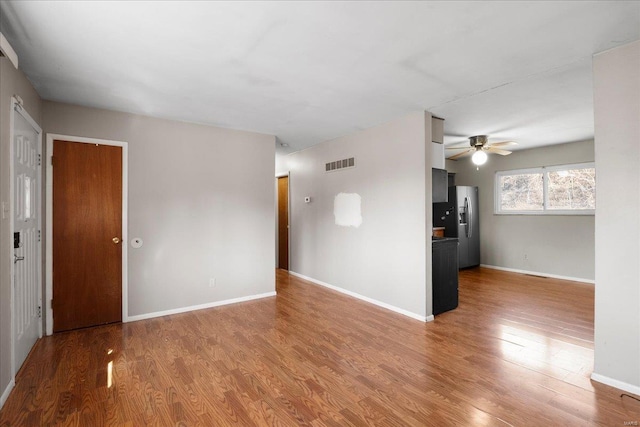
[447,140,595,282]
[431,142,445,169]
[43,102,276,318]
[0,57,42,405]
[275,150,289,177]
[287,111,431,319]
[592,40,640,393]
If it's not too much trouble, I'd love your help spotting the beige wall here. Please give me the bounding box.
[0,57,43,402]
[43,101,276,317]
[592,40,640,393]
[286,111,431,319]
[447,139,595,281]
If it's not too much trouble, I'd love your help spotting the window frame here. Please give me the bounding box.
[494,162,595,215]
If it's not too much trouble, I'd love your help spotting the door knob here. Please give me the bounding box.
[14,254,24,263]
[112,237,120,244]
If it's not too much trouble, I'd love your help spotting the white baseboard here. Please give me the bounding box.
[126,291,277,322]
[591,372,640,396]
[480,264,595,284]
[0,378,15,410]
[289,271,431,323]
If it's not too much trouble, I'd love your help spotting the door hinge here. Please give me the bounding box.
[38,230,41,242]
[37,306,42,318]
[51,156,54,166]
[37,154,41,166]
[50,299,53,309]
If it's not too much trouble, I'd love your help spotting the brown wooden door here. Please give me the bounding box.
[53,140,122,332]
[277,176,289,270]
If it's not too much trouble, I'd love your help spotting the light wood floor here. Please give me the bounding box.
[1,268,639,426]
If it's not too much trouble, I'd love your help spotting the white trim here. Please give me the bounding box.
[45,134,129,335]
[9,100,15,389]
[13,103,41,133]
[494,210,595,216]
[591,373,640,397]
[127,292,277,322]
[0,32,19,69]
[480,264,595,284]
[289,271,432,322]
[0,379,15,410]
[9,98,43,381]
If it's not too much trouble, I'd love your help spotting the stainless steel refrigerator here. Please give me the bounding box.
[433,186,480,268]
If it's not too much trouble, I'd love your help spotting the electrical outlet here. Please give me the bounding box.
[209,278,216,288]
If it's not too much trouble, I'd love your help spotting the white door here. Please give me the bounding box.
[12,101,42,373]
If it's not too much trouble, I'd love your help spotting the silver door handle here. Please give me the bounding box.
[468,197,473,238]
[14,254,24,263]
[464,197,469,238]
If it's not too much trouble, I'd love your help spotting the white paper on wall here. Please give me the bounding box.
[334,193,363,228]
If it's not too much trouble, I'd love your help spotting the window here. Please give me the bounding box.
[495,163,595,215]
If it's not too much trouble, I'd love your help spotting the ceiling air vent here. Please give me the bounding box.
[325,157,355,173]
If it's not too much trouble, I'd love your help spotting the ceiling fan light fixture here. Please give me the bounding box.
[472,150,488,165]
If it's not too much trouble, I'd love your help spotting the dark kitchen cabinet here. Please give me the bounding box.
[432,238,459,315]
[432,168,448,203]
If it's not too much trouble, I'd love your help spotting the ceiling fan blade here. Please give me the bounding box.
[446,146,473,150]
[485,147,512,155]
[448,148,474,160]
[489,140,517,147]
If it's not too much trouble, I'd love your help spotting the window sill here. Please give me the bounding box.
[494,210,595,216]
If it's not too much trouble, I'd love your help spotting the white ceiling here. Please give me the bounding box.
[1,1,639,155]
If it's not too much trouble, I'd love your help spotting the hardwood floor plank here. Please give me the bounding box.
[2,267,640,426]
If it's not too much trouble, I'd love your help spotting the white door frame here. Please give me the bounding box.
[9,97,43,379]
[275,172,290,270]
[45,133,129,335]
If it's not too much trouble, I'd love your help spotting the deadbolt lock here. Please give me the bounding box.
[112,237,120,244]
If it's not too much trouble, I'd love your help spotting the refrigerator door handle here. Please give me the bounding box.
[464,197,469,238]
[468,196,472,238]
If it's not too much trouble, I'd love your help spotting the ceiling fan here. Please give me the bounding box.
[446,135,517,165]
